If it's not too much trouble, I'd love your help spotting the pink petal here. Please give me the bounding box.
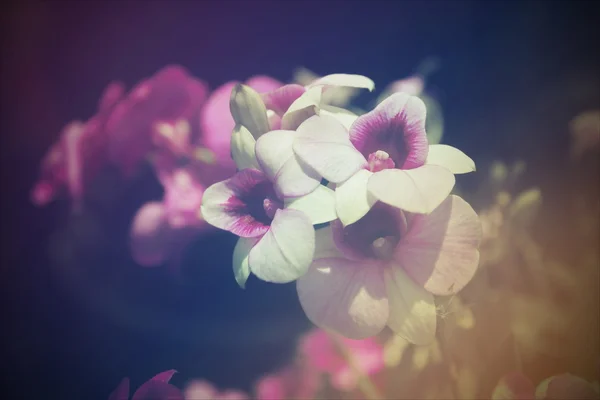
[537,374,599,400]
[367,165,455,214]
[260,84,306,116]
[491,372,536,400]
[200,169,273,238]
[108,378,130,400]
[199,81,239,164]
[245,75,283,94]
[349,92,429,169]
[183,380,217,399]
[248,209,315,283]
[61,121,86,208]
[99,81,126,112]
[293,115,366,183]
[398,195,482,296]
[131,382,184,400]
[162,168,205,229]
[149,370,178,384]
[296,257,389,339]
[130,202,172,267]
[255,130,321,197]
[255,374,287,400]
[388,75,425,97]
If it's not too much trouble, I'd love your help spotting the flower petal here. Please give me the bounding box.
[261,84,306,115]
[307,74,375,92]
[255,130,321,197]
[491,372,536,400]
[426,144,475,174]
[245,75,283,93]
[335,169,376,226]
[231,125,260,170]
[536,374,599,400]
[108,378,130,400]
[149,370,178,383]
[384,266,437,345]
[367,165,455,214]
[131,382,184,400]
[130,202,172,267]
[201,169,271,237]
[349,92,429,169]
[398,195,482,296]
[314,225,344,259]
[285,185,337,225]
[320,105,359,130]
[297,258,389,339]
[232,237,259,289]
[200,81,238,163]
[281,86,322,130]
[248,209,315,283]
[230,84,270,139]
[294,115,366,183]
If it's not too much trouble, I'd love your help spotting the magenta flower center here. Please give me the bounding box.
[367,151,396,172]
[335,203,405,260]
[238,181,283,226]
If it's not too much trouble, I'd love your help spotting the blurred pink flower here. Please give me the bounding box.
[388,75,425,97]
[299,329,384,392]
[255,365,319,400]
[183,380,248,400]
[31,82,125,210]
[108,370,183,400]
[199,76,283,165]
[106,65,209,177]
[297,195,481,342]
[492,372,599,400]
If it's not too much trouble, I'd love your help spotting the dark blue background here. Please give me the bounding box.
[1,1,598,399]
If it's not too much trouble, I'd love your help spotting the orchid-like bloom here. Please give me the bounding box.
[183,380,249,400]
[201,115,337,286]
[299,328,384,392]
[130,164,208,267]
[199,76,282,165]
[293,92,475,225]
[31,82,124,210]
[255,366,319,400]
[106,65,208,177]
[293,67,368,107]
[260,73,374,131]
[108,370,183,400]
[296,195,481,341]
[492,372,600,400]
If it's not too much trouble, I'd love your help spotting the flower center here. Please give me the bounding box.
[367,151,396,172]
[334,203,405,260]
[239,181,283,225]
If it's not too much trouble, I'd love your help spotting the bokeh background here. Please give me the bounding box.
[1,1,598,399]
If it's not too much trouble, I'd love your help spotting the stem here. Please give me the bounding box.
[327,332,384,400]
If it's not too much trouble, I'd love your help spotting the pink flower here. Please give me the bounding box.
[255,366,319,400]
[293,93,475,224]
[106,65,208,177]
[199,76,282,165]
[300,329,384,392]
[108,370,183,400]
[31,82,124,210]
[387,75,425,97]
[183,380,249,400]
[201,119,338,286]
[492,372,599,400]
[296,195,481,341]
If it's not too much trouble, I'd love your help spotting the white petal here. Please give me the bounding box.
[367,165,455,214]
[230,125,259,170]
[384,266,437,345]
[255,130,321,197]
[229,84,270,139]
[314,225,344,259]
[284,185,337,225]
[426,144,475,174]
[281,86,322,130]
[335,169,376,226]
[297,258,389,339]
[294,115,366,183]
[320,105,359,130]
[248,209,315,283]
[307,74,375,91]
[232,237,258,288]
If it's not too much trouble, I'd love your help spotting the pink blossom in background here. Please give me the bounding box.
[296,195,482,342]
[183,380,249,400]
[299,329,384,392]
[106,65,209,177]
[492,372,600,400]
[31,82,125,210]
[108,370,183,400]
[199,76,283,165]
[388,75,425,97]
[255,365,320,400]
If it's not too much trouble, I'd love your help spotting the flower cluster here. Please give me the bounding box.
[201,73,482,342]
